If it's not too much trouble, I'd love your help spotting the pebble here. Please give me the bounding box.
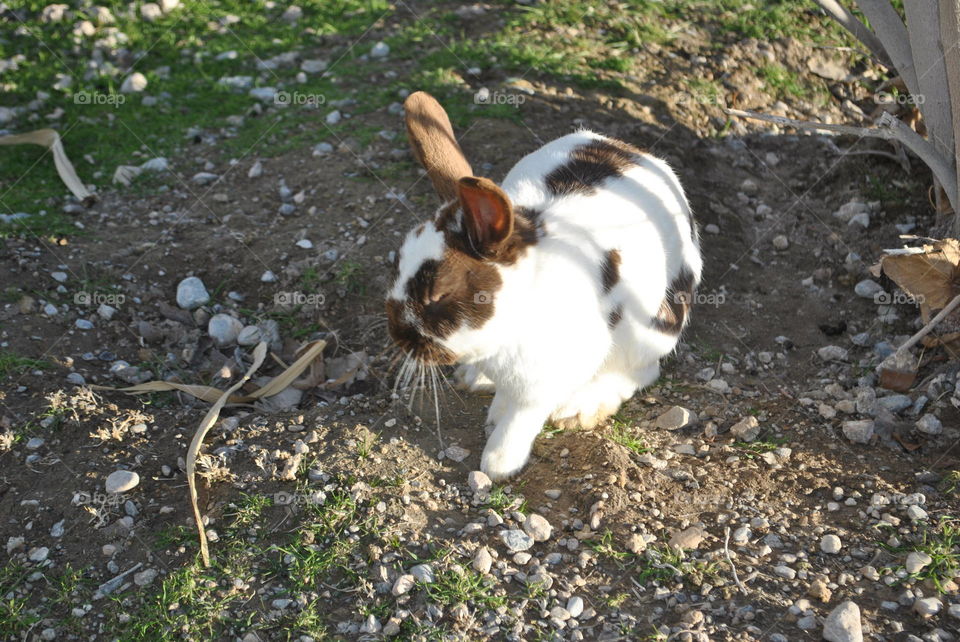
[842,419,874,444]
[729,416,760,442]
[207,313,243,346]
[301,59,327,73]
[370,41,390,58]
[51,271,67,283]
[501,529,534,552]
[566,596,584,618]
[822,600,863,642]
[773,565,796,579]
[105,470,139,494]
[458,471,490,496]
[473,546,493,573]
[248,161,262,178]
[654,405,697,430]
[854,279,883,299]
[248,87,276,102]
[295,239,313,249]
[134,568,157,586]
[626,533,647,554]
[914,597,942,617]
[75,319,93,330]
[313,142,334,155]
[444,446,470,462]
[820,534,842,554]
[176,276,209,309]
[391,574,415,596]
[669,526,705,550]
[906,505,928,521]
[237,325,261,346]
[818,345,848,361]
[29,546,49,562]
[545,489,561,500]
[260,270,277,283]
[409,564,434,583]
[772,235,789,250]
[120,72,147,93]
[523,514,553,542]
[915,413,942,435]
[325,110,342,125]
[26,437,45,450]
[949,603,960,620]
[191,172,218,185]
[905,551,932,574]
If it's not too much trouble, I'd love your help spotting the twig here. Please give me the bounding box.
[724,527,748,594]
[895,293,960,356]
[812,0,893,69]
[725,108,958,212]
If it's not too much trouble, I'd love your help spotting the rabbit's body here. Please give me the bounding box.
[387,93,701,480]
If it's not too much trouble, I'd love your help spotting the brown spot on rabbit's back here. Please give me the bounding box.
[601,249,621,293]
[545,139,644,196]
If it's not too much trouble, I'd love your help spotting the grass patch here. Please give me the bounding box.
[889,518,960,593]
[608,418,648,455]
[941,471,960,495]
[734,437,786,458]
[758,63,809,100]
[0,350,48,378]
[423,568,506,610]
[484,485,528,514]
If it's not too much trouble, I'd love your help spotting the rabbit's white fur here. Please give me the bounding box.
[421,131,701,478]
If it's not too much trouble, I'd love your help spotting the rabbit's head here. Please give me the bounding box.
[386,92,538,365]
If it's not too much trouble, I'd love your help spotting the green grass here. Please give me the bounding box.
[889,519,960,593]
[758,63,809,99]
[423,568,507,610]
[941,471,960,495]
[483,485,528,514]
[608,418,648,455]
[734,437,787,458]
[0,350,48,378]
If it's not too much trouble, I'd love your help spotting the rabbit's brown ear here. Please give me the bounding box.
[458,176,514,254]
[404,91,473,202]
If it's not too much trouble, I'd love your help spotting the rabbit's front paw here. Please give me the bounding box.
[481,444,530,481]
[455,364,496,393]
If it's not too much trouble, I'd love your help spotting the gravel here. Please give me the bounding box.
[729,416,760,442]
[820,534,842,554]
[654,405,697,430]
[522,514,553,542]
[176,277,209,309]
[501,529,534,552]
[105,470,140,494]
[842,419,875,444]
[823,600,863,642]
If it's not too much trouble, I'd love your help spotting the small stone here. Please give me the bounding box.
[472,546,493,573]
[948,603,960,620]
[75,319,93,330]
[260,270,277,283]
[626,533,647,554]
[301,59,328,73]
[823,600,862,642]
[410,564,434,583]
[26,437,45,450]
[654,405,697,430]
[842,420,874,444]
[467,470,492,494]
[523,514,553,542]
[854,279,884,299]
[566,596,584,618]
[237,325,261,346]
[176,277,209,309]
[906,505,928,521]
[325,110,341,125]
[444,445,469,462]
[501,529,534,552]
[391,574,415,596]
[51,271,68,283]
[28,546,49,562]
[808,578,832,602]
[134,568,157,586]
[916,414,942,435]
[821,534,842,554]
[370,41,390,58]
[281,5,302,22]
[818,345,848,361]
[513,551,531,565]
[669,526,705,550]
[105,470,139,494]
[730,416,761,442]
[774,565,796,579]
[207,314,243,346]
[914,597,942,617]
[248,161,262,178]
[120,72,147,93]
[905,551,932,574]
[192,172,218,185]
[772,235,789,250]
[295,239,313,249]
[545,489,561,500]
[50,520,64,537]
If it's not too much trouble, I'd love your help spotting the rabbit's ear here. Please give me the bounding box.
[458,176,514,254]
[404,91,473,202]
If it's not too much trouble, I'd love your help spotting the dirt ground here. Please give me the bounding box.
[2,9,959,642]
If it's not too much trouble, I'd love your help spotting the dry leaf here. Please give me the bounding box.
[879,239,960,322]
[0,129,95,205]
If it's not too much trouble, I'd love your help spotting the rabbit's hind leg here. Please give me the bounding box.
[549,367,636,431]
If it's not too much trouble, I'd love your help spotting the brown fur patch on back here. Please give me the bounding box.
[607,303,624,329]
[545,139,643,196]
[653,268,696,335]
[601,249,621,293]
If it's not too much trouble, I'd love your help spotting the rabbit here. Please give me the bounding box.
[386,91,702,480]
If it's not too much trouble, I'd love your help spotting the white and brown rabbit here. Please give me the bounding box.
[386,91,702,480]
